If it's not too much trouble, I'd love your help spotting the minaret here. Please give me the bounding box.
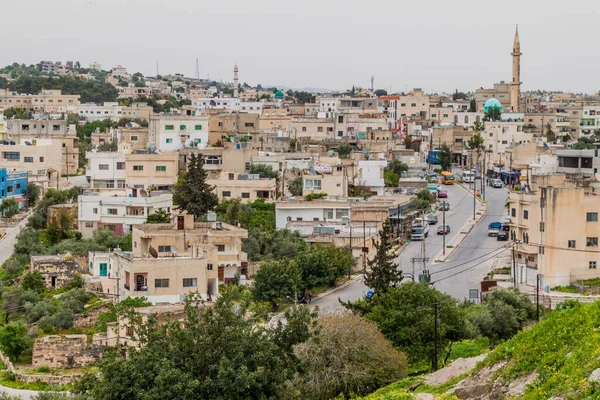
[233,64,239,98]
[510,25,522,112]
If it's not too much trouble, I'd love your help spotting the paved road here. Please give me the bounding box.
[313,179,509,312]
[0,385,37,399]
[0,213,32,266]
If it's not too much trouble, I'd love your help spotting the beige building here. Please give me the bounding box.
[120,126,150,151]
[0,89,80,113]
[287,118,335,141]
[125,152,179,190]
[259,108,290,132]
[208,113,259,144]
[207,171,277,203]
[179,145,258,178]
[302,164,348,197]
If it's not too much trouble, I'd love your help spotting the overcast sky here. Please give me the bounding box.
[1,0,597,93]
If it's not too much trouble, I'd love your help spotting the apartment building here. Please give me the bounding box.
[208,113,259,144]
[483,121,533,165]
[78,102,152,122]
[354,160,386,196]
[207,172,276,203]
[149,115,209,151]
[0,89,79,114]
[125,152,179,190]
[287,118,335,141]
[508,174,600,288]
[179,145,257,179]
[259,108,290,132]
[117,86,153,99]
[474,82,511,112]
[86,152,126,190]
[77,191,173,238]
[196,97,240,114]
[0,168,28,209]
[302,162,348,197]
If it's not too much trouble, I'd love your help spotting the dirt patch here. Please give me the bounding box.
[424,354,487,386]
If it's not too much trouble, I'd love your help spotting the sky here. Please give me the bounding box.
[1,0,598,94]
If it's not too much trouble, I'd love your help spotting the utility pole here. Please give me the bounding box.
[473,176,476,220]
[512,241,517,288]
[411,257,416,282]
[348,225,352,280]
[421,210,427,272]
[482,150,486,201]
[433,302,439,371]
[362,220,366,273]
[536,274,541,321]
[442,207,446,255]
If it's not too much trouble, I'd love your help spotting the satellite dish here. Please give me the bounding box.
[24,141,32,146]
[148,246,158,258]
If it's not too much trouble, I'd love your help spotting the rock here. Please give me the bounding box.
[424,354,488,386]
[454,361,507,399]
[415,394,435,400]
[589,368,600,382]
[505,371,538,398]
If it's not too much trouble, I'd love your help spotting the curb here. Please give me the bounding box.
[313,274,363,302]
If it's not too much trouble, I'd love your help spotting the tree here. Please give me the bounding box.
[25,183,40,207]
[409,189,435,212]
[0,198,19,218]
[21,271,46,293]
[173,153,218,219]
[145,209,171,224]
[249,164,279,180]
[287,176,303,196]
[290,313,408,399]
[546,123,557,144]
[294,244,352,290]
[386,159,409,176]
[484,105,502,122]
[374,89,388,97]
[2,107,29,119]
[404,136,412,149]
[466,132,485,168]
[75,294,317,400]
[252,260,302,310]
[243,228,303,262]
[438,143,453,172]
[363,221,403,295]
[336,143,353,158]
[452,90,467,100]
[384,171,399,187]
[468,99,477,112]
[0,322,31,361]
[363,282,470,366]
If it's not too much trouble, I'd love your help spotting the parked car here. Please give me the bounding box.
[427,171,437,180]
[490,179,503,188]
[472,169,482,179]
[497,230,509,241]
[426,214,438,225]
[439,201,450,212]
[437,225,451,235]
[437,190,448,198]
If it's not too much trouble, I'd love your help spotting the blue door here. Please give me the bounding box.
[100,263,108,277]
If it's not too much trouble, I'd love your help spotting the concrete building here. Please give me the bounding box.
[30,255,80,290]
[208,113,259,144]
[207,172,276,203]
[287,118,335,141]
[0,169,28,209]
[354,160,387,196]
[238,101,263,114]
[77,190,173,238]
[259,107,290,132]
[77,102,152,122]
[196,97,240,114]
[125,152,179,191]
[483,121,533,165]
[149,115,209,151]
[0,89,80,114]
[86,152,126,190]
[179,145,258,179]
[120,126,150,151]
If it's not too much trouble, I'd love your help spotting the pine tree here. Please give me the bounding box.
[364,220,403,295]
[173,153,218,219]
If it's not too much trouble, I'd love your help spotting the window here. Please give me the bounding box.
[24,157,33,163]
[400,103,406,107]
[411,103,417,107]
[93,208,98,214]
[39,157,44,162]
[130,135,138,141]
[158,245,172,252]
[217,244,225,252]
[587,212,598,222]
[443,114,448,118]
[590,261,597,269]
[155,279,170,288]
[587,237,598,247]
[99,164,109,170]
[133,165,144,171]
[304,179,322,191]
[2,152,20,160]
[242,192,250,198]
[327,127,333,132]
[222,191,231,197]
[180,125,186,130]
[511,208,516,217]
[206,156,221,165]
[107,208,118,215]
[302,127,307,132]
[156,166,167,172]
[317,127,323,132]
[183,278,197,288]
[85,221,94,228]
[6,186,13,193]
[16,183,21,190]
[116,162,125,170]
[568,240,576,248]
[165,125,174,130]
[244,162,250,171]
[194,125,202,130]
[245,122,254,128]
[523,210,529,220]
[431,114,437,118]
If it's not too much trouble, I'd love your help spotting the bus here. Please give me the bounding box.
[461,170,474,183]
[441,171,455,185]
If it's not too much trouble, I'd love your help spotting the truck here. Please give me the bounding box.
[426,150,441,165]
[488,222,502,237]
[411,218,430,241]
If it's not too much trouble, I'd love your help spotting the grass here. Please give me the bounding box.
[0,371,71,391]
[551,285,578,294]
[583,278,600,287]
[449,336,489,361]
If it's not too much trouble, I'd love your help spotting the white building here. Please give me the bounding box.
[356,159,387,196]
[77,191,173,238]
[579,106,600,137]
[88,62,102,71]
[111,65,128,77]
[483,121,534,165]
[238,102,263,114]
[318,97,339,118]
[196,98,240,114]
[453,112,484,127]
[85,151,127,190]
[78,102,122,121]
[275,199,352,230]
[149,115,209,151]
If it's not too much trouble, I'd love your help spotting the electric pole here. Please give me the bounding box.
[512,241,517,288]
[348,225,352,280]
[362,221,367,273]
[442,207,446,255]
[536,274,541,321]
[433,302,439,371]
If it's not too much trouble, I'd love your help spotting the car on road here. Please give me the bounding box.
[426,214,438,225]
[439,201,450,212]
[437,225,451,235]
[488,222,502,236]
[437,189,448,198]
[490,178,503,188]
[472,169,482,179]
[497,230,509,241]
[427,171,437,180]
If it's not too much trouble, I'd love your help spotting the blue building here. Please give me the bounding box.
[0,168,29,209]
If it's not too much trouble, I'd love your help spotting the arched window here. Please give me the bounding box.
[454,115,458,124]
[464,115,469,124]
[476,115,481,123]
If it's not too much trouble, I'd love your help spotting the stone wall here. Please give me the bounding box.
[73,304,110,329]
[30,255,80,289]
[0,347,82,386]
[32,335,102,369]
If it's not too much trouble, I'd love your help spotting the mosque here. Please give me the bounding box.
[474,26,522,113]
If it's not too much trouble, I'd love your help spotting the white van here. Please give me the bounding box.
[461,170,474,183]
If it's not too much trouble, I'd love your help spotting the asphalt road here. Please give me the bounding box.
[313,179,509,312]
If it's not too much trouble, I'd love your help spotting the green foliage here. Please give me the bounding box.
[386,159,409,176]
[336,142,353,158]
[7,75,118,103]
[304,193,327,201]
[249,164,279,179]
[76,294,317,399]
[467,132,485,150]
[145,209,171,224]
[409,189,435,212]
[97,140,117,152]
[290,313,408,400]
[95,297,152,332]
[363,221,403,295]
[374,89,388,97]
[173,153,218,219]
[295,243,352,289]
[287,176,303,196]
[0,198,19,218]
[243,228,304,262]
[469,98,477,112]
[252,260,302,310]
[384,170,399,187]
[484,105,502,121]
[438,143,453,172]
[21,271,46,293]
[2,107,29,119]
[0,322,31,361]
[25,184,40,207]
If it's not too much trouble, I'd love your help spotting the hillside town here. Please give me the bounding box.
[0,22,600,400]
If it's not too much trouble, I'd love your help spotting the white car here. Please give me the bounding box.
[490,179,503,188]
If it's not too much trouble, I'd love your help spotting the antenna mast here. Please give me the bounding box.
[195,59,200,80]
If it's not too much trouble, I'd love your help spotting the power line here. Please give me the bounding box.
[430,243,512,276]
[432,246,512,284]
[527,241,600,254]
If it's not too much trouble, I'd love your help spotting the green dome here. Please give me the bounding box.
[484,98,503,113]
[274,90,285,99]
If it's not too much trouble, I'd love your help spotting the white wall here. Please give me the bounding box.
[275,205,351,230]
[357,160,386,195]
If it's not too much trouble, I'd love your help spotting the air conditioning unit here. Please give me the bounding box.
[341,216,350,224]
